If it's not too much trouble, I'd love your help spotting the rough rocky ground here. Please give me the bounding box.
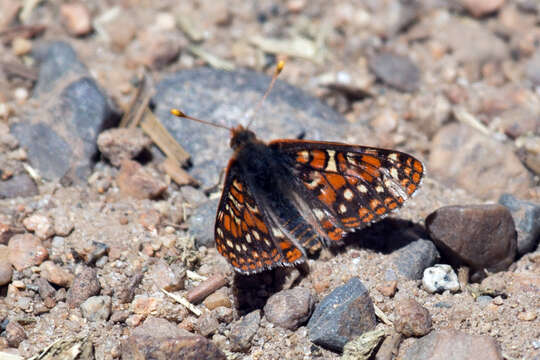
[0,0,539,359]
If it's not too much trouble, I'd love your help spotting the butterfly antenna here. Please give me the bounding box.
[246,60,285,129]
[170,108,231,131]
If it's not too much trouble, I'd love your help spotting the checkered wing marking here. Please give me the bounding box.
[215,160,305,274]
[270,140,424,243]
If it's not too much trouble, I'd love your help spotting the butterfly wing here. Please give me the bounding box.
[215,159,305,274]
[270,140,424,246]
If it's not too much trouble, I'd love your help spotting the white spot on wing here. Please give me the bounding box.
[344,188,354,200]
[306,172,322,189]
[272,228,284,238]
[357,184,368,193]
[326,150,337,172]
[339,203,347,214]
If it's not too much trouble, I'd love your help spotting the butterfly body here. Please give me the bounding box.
[215,126,425,274]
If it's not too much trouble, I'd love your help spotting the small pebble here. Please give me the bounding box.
[23,214,55,240]
[214,306,233,323]
[517,311,537,321]
[11,280,25,289]
[80,296,112,321]
[394,298,432,337]
[203,288,232,310]
[66,267,101,308]
[5,321,27,348]
[14,87,29,102]
[0,245,13,286]
[422,264,460,293]
[131,295,161,315]
[197,311,219,337]
[264,287,315,330]
[376,280,398,297]
[229,310,261,352]
[8,234,49,271]
[148,260,184,292]
[12,37,32,56]
[116,160,167,199]
[492,296,504,306]
[60,2,92,36]
[40,261,74,287]
[461,0,505,17]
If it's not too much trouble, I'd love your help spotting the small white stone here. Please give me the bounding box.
[422,264,460,293]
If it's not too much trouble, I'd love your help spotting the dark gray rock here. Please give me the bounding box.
[0,173,38,199]
[499,194,540,255]
[11,41,116,184]
[369,52,420,92]
[32,41,88,96]
[307,277,376,352]
[426,204,517,272]
[188,199,219,248]
[264,287,315,330]
[229,310,261,352]
[11,123,72,182]
[391,238,440,280]
[152,67,348,188]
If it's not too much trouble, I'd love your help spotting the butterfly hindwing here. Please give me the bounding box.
[270,140,424,244]
[215,159,305,274]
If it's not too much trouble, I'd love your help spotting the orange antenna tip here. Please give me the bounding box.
[170,108,186,117]
[276,60,285,75]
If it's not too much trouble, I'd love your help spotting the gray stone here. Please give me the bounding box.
[264,287,315,330]
[369,52,421,92]
[31,41,88,96]
[80,295,112,321]
[499,194,540,255]
[0,173,38,199]
[11,41,116,184]
[308,277,376,352]
[188,199,219,248]
[152,68,347,188]
[391,238,440,280]
[229,310,261,352]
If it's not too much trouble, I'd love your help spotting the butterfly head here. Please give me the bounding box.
[230,125,257,150]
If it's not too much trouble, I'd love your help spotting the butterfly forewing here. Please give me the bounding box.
[215,159,305,274]
[270,140,424,246]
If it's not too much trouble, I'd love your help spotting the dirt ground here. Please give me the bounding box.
[0,0,539,359]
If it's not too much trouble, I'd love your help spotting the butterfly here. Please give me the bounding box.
[171,63,424,275]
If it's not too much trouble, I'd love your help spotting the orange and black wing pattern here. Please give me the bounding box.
[214,159,305,274]
[270,140,424,248]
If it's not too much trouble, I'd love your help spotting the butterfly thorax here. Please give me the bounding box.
[230,125,259,151]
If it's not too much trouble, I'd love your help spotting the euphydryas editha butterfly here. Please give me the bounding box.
[171,61,424,275]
